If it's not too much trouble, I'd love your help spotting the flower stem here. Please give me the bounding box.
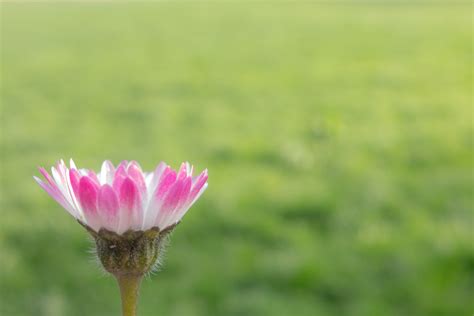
[116,274,142,316]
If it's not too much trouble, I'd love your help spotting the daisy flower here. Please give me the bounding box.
[34,159,208,316]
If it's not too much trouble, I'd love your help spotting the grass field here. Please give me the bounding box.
[1,2,472,316]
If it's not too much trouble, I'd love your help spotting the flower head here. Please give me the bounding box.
[34,159,208,234]
[35,159,208,315]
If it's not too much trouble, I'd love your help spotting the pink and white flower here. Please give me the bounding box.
[34,159,208,234]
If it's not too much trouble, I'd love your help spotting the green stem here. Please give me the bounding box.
[116,274,142,316]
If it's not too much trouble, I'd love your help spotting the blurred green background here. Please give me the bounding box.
[1,2,472,316]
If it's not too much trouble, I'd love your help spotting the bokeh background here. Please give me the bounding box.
[1,2,472,316]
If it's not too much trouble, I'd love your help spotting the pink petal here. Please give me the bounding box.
[147,162,167,195]
[115,161,128,177]
[112,161,128,193]
[119,178,139,210]
[155,167,177,199]
[155,178,186,229]
[50,165,76,209]
[39,167,57,188]
[165,176,192,226]
[175,177,192,211]
[78,176,100,231]
[64,168,83,219]
[69,169,81,197]
[187,170,208,204]
[184,162,194,176]
[177,162,188,180]
[112,175,126,195]
[127,161,147,197]
[141,163,168,229]
[98,184,119,231]
[100,160,115,185]
[170,169,208,225]
[118,177,142,232]
[87,170,100,186]
[164,180,185,210]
